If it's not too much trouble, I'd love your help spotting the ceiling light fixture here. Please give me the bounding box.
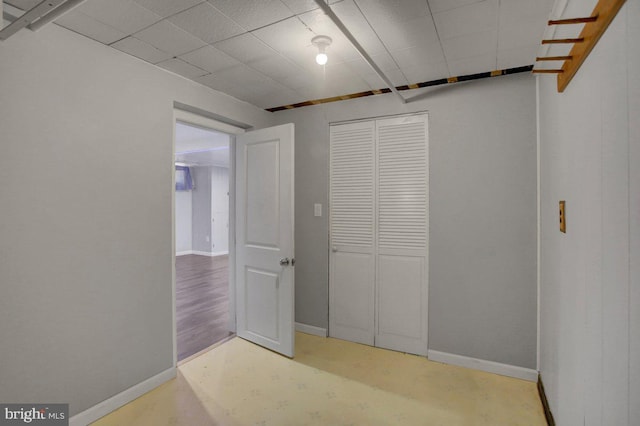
[312,35,332,65]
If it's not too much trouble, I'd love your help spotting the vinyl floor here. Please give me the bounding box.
[93,333,547,425]
[176,254,232,362]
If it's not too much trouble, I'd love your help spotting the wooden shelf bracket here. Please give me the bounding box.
[554,0,627,92]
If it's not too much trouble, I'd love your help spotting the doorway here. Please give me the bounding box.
[172,109,296,363]
[174,119,233,362]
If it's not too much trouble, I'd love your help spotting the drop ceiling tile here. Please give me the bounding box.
[252,16,314,55]
[246,54,306,80]
[354,0,430,25]
[428,0,485,14]
[214,33,275,62]
[331,0,388,55]
[195,73,238,93]
[498,19,546,51]
[133,0,204,18]
[169,2,245,44]
[111,36,173,63]
[441,29,497,62]
[157,58,209,79]
[373,15,439,52]
[245,88,302,109]
[390,43,446,69]
[179,46,239,73]
[5,0,41,11]
[497,45,537,69]
[499,0,554,23]
[276,72,315,90]
[360,68,409,88]
[207,0,293,31]
[196,72,277,104]
[433,0,498,40]
[76,0,162,34]
[344,53,400,75]
[447,53,496,76]
[211,64,280,89]
[135,20,207,56]
[297,9,361,62]
[222,83,279,103]
[55,11,127,44]
[279,0,343,14]
[401,61,449,83]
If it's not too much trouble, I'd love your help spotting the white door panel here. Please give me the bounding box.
[330,251,375,345]
[375,115,428,356]
[329,120,376,345]
[376,255,427,355]
[236,123,294,358]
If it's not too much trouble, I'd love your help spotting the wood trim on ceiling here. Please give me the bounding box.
[265,65,533,112]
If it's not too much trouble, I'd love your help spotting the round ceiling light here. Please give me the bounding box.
[312,35,332,66]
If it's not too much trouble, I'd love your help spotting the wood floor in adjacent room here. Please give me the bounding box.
[93,333,547,426]
[176,254,232,362]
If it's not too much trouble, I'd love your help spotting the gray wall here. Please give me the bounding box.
[191,167,212,253]
[273,72,538,369]
[0,25,273,416]
[538,1,638,424]
[175,190,193,253]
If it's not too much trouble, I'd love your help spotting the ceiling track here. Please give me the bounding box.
[311,0,406,104]
[0,0,87,41]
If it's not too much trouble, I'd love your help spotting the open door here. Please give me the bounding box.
[235,123,295,357]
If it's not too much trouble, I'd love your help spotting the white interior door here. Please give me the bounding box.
[329,114,428,356]
[374,115,429,356]
[235,123,295,357]
[329,121,376,345]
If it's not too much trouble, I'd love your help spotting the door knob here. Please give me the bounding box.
[279,258,290,266]
[332,246,338,252]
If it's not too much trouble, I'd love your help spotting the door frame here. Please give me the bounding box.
[172,108,245,366]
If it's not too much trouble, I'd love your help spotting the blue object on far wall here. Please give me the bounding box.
[176,165,194,191]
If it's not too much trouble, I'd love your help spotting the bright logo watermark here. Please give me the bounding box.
[1,405,68,425]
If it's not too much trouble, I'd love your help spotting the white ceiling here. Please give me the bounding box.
[175,121,230,167]
[9,0,556,109]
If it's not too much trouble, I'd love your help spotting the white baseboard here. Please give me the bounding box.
[192,250,229,257]
[69,367,175,426]
[295,322,328,337]
[176,250,229,257]
[427,350,538,382]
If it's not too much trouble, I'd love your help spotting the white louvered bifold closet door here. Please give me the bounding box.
[329,114,428,356]
[375,115,428,355]
[329,121,376,345]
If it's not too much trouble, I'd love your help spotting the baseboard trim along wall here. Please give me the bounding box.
[295,322,328,337]
[427,350,538,382]
[176,250,229,257]
[537,374,556,426]
[69,367,176,426]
